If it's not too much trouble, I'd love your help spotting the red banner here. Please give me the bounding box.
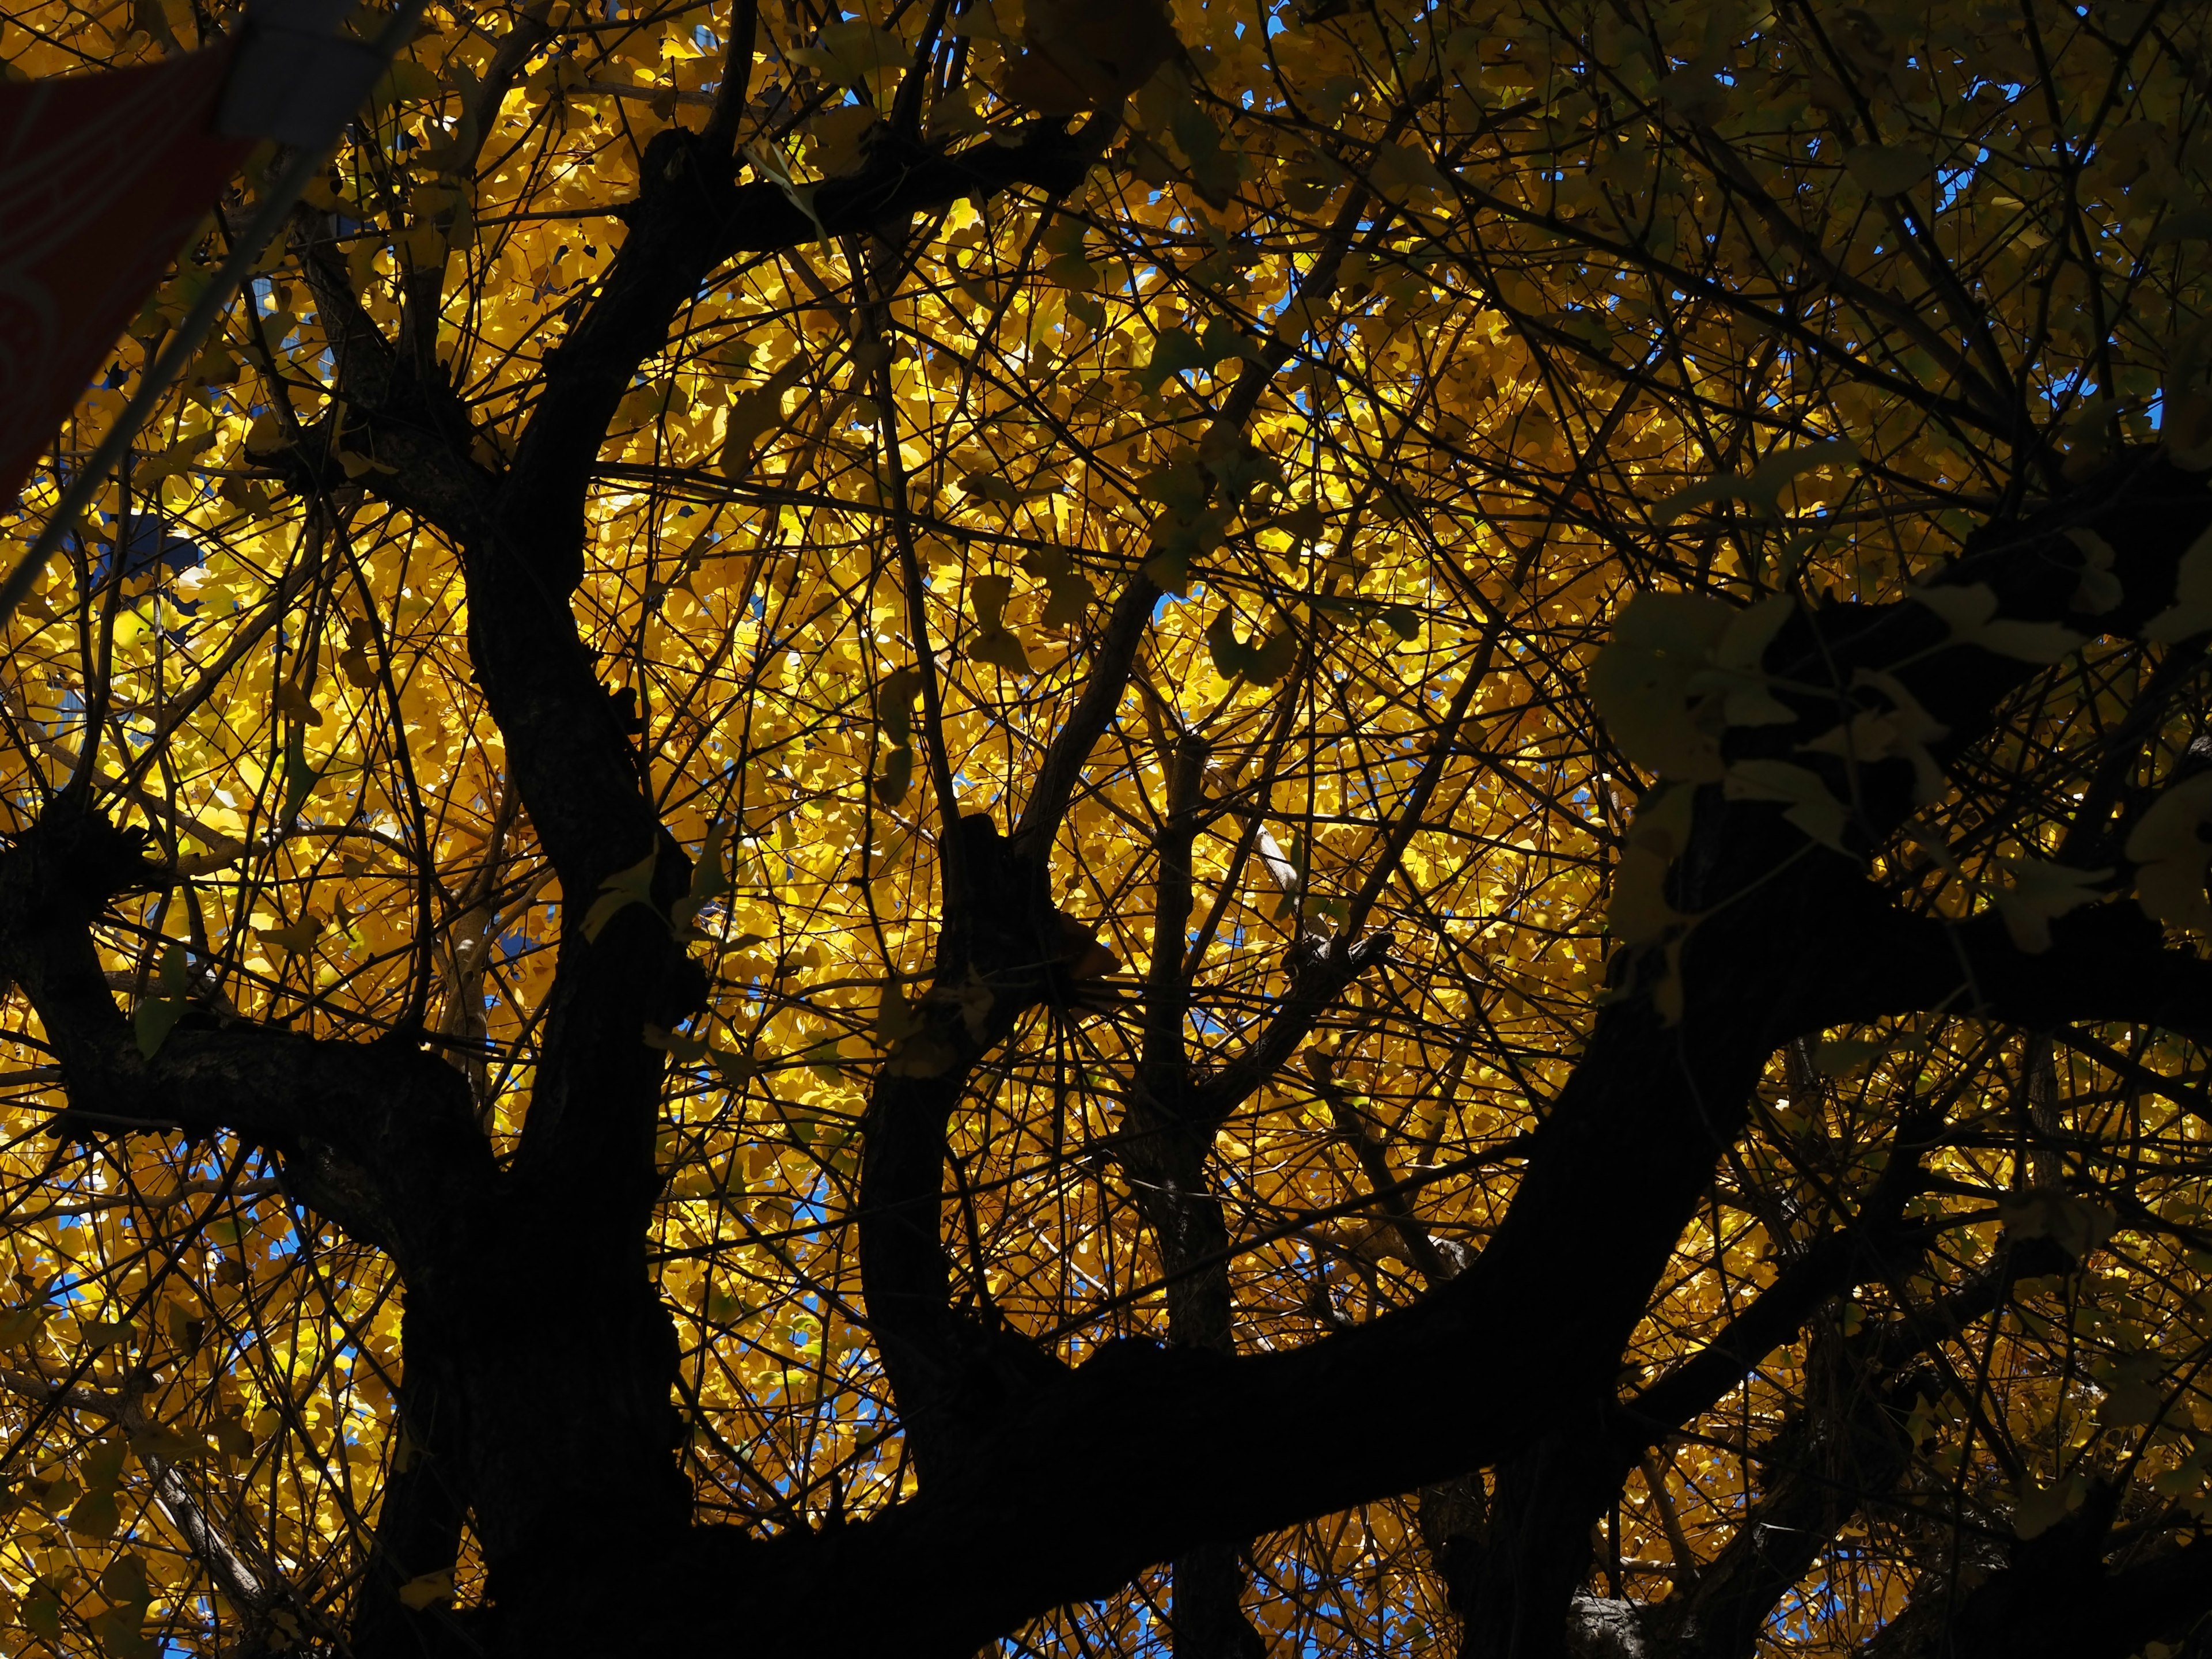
[0,43,256,507]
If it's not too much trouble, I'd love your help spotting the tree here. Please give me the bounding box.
[5,0,2212,1655]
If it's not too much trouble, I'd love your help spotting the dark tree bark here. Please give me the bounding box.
[11,44,2212,1655]
[1865,1483,2212,1659]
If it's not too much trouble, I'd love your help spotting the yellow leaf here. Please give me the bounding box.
[213,1412,255,1459]
[970,628,1032,673]
[1796,668,1949,805]
[1368,141,1452,203]
[885,1028,959,1077]
[2142,522,2212,642]
[2126,772,2212,930]
[1843,144,1933,196]
[1987,855,2111,953]
[949,1,1012,41]
[1912,582,2084,663]
[1814,1037,1880,1076]
[399,225,448,270]
[794,20,908,81]
[1002,0,1179,113]
[1586,591,1732,781]
[373,58,445,110]
[582,851,661,942]
[1722,760,1853,854]
[2063,527,2123,613]
[132,429,212,486]
[1607,784,1696,949]
[718,358,808,478]
[396,1569,456,1611]
[67,1486,120,1540]
[98,1555,147,1607]
[1654,441,1859,523]
[127,1420,200,1464]
[0,1304,49,1346]
[806,104,881,177]
[258,914,324,956]
[1997,1192,2117,1260]
[969,572,1016,630]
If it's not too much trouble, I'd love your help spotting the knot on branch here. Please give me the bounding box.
[1271,926,1392,1021]
[1331,927,1395,978]
[635,122,745,224]
[880,816,1117,1078]
[950,812,1118,1013]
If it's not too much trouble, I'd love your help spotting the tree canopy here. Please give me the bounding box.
[6,1,2212,1656]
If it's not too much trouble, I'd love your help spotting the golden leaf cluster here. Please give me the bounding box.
[3,0,2212,1652]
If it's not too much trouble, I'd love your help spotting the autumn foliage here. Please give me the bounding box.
[6,2,2212,1657]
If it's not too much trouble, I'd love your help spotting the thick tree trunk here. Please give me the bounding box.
[347,1349,468,1659]
[13,43,2212,1645]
